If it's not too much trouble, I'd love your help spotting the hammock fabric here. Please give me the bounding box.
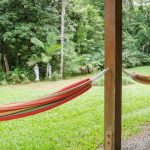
[123,70,150,84]
[0,78,92,121]
[132,74,150,84]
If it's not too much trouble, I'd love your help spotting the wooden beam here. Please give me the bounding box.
[104,0,122,150]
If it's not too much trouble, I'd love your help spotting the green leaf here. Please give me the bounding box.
[27,55,42,66]
[46,32,58,46]
[31,37,45,49]
[45,44,61,56]
[41,53,51,63]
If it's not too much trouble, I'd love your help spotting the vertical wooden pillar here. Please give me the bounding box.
[104,0,122,150]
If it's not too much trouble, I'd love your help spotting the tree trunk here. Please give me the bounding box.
[60,0,67,78]
[0,53,2,70]
[3,51,10,74]
[139,0,144,10]
[46,63,49,79]
[144,0,149,21]
[16,52,19,67]
[128,0,134,11]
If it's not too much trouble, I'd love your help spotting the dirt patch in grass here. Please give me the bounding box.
[122,124,150,150]
[98,125,150,150]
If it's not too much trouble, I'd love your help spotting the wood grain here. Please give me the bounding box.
[104,0,122,149]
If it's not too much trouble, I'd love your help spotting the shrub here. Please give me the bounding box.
[51,72,61,81]
[77,53,102,75]
[122,32,142,68]
[0,71,8,85]
[8,69,22,84]
[0,68,31,85]
[63,46,81,77]
[0,71,6,81]
[9,68,31,84]
[140,54,150,66]
[0,79,8,86]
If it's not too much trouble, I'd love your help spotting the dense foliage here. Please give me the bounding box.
[0,0,150,83]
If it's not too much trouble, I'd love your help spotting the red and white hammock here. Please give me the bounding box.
[0,69,108,122]
[123,70,150,84]
[0,69,149,122]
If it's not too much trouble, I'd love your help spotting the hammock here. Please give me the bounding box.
[0,69,108,122]
[123,70,150,84]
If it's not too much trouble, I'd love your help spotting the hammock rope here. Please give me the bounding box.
[123,70,150,84]
[0,69,109,121]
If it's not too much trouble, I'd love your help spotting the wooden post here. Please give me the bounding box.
[104,0,122,150]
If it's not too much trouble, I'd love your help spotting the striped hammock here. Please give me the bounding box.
[123,70,150,84]
[0,69,108,122]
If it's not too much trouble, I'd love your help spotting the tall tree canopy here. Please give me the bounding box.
[0,0,149,82]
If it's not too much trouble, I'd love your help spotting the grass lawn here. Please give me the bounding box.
[0,66,150,150]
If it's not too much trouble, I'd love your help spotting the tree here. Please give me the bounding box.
[60,0,68,78]
[1,0,150,82]
[0,0,59,71]
[30,32,61,79]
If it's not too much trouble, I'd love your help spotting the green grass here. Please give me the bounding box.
[127,66,150,75]
[0,66,150,150]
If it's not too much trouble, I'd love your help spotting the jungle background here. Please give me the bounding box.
[0,0,150,84]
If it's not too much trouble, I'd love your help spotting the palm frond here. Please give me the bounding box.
[31,37,45,49]
[45,44,61,56]
[41,53,52,63]
[27,55,42,66]
[46,32,58,46]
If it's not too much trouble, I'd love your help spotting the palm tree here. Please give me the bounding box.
[29,32,60,79]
